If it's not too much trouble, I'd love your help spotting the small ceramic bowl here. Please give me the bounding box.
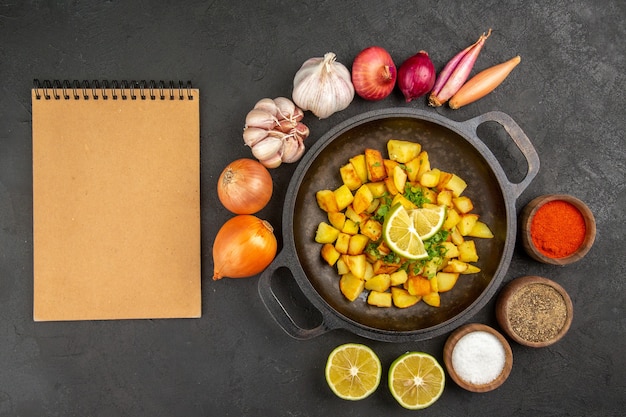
[496,276,573,348]
[443,323,513,393]
[520,194,596,265]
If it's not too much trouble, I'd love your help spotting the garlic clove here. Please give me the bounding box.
[251,136,283,161]
[260,153,283,169]
[280,136,299,162]
[253,98,279,117]
[281,136,306,163]
[293,122,310,142]
[292,106,304,122]
[266,129,286,139]
[292,52,355,119]
[245,108,278,130]
[273,97,297,121]
[243,127,269,147]
[276,118,297,133]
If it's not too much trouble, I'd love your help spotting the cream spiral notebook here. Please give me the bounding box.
[31,79,201,321]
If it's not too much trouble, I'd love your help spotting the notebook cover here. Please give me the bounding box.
[31,87,201,321]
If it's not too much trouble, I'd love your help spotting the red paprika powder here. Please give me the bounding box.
[530,200,586,258]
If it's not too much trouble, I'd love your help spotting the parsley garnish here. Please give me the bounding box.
[424,229,450,259]
[404,183,430,207]
[373,195,392,222]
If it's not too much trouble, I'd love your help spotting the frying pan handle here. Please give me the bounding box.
[465,111,540,199]
[258,250,331,340]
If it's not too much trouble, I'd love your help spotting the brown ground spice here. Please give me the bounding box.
[507,283,568,342]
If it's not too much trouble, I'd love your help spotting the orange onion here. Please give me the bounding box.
[449,55,521,109]
[212,215,277,280]
[217,158,273,214]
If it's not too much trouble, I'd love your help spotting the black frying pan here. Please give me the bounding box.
[259,108,539,342]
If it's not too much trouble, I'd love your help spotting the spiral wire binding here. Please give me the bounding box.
[33,79,194,100]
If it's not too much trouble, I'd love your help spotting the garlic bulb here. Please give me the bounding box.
[243,97,309,168]
[292,52,355,119]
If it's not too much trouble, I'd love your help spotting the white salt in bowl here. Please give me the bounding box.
[443,323,513,393]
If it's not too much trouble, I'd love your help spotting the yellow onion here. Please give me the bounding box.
[212,215,277,280]
[217,158,273,214]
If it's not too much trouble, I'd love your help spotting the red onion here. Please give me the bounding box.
[397,51,436,102]
[351,46,397,101]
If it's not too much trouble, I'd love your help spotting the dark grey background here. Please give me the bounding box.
[1,1,624,416]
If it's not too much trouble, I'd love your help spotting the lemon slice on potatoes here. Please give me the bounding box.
[325,343,382,401]
[410,204,447,240]
[388,352,445,410]
[383,204,428,260]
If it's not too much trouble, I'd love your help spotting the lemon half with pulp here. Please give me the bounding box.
[325,343,382,401]
[388,351,445,410]
[383,204,428,260]
[410,204,446,240]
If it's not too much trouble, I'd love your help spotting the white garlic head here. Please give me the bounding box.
[292,52,355,119]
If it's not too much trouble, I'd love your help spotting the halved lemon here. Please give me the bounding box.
[325,343,382,401]
[383,204,428,260]
[409,204,447,240]
[388,351,445,410]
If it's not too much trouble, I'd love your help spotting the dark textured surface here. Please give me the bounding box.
[1,1,624,416]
